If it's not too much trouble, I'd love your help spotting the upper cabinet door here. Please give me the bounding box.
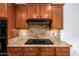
[27,4,39,19]
[16,4,27,29]
[39,4,52,18]
[51,5,64,29]
[0,4,7,18]
[7,4,15,29]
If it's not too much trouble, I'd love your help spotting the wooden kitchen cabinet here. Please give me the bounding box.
[0,3,64,29]
[7,47,39,56]
[0,3,15,28]
[7,47,15,56]
[0,3,19,39]
[27,4,39,18]
[7,47,14,53]
[15,4,64,29]
[27,4,51,19]
[7,4,15,29]
[40,47,55,52]
[40,52,55,56]
[24,47,55,56]
[0,4,7,18]
[7,4,19,39]
[13,47,24,56]
[8,52,23,56]
[39,4,51,18]
[15,4,28,29]
[56,47,70,56]
[40,47,55,56]
[24,47,39,52]
[24,47,39,56]
[7,47,24,56]
[7,47,70,56]
[24,52,38,56]
[51,4,64,29]
[7,47,55,56]
[27,4,64,29]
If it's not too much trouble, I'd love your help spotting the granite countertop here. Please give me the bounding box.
[7,37,72,47]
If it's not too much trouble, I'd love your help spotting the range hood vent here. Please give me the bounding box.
[26,18,52,29]
[26,18,52,25]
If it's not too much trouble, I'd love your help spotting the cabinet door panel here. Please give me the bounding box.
[52,5,63,29]
[7,4,17,39]
[24,47,39,52]
[24,52,38,56]
[7,47,15,56]
[56,47,70,53]
[7,47,14,53]
[13,53,24,56]
[7,53,15,56]
[24,47,39,56]
[7,4,15,29]
[8,53,23,56]
[7,47,24,56]
[40,52,55,56]
[0,4,7,18]
[14,47,24,52]
[27,4,39,18]
[40,47,55,52]
[40,47,55,56]
[40,4,51,18]
[56,47,70,56]
[56,52,70,56]
[16,4,27,29]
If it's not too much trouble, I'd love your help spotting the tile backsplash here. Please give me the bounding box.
[8,25,61,45]
[18,25,60,44]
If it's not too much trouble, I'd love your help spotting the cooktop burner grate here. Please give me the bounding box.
[25,39,54,45]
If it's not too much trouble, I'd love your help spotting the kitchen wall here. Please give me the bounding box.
[61,3,79,56]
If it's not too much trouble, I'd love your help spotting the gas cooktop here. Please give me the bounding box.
[25,39,54,45]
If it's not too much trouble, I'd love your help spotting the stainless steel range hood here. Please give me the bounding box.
[26,18,52,29]
[26,18,52,25]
